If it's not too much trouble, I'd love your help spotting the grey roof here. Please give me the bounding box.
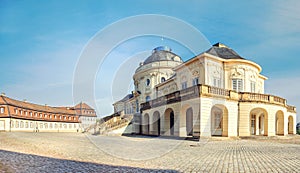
[205,43,244,60]
[143,46,183,64]
[117,94,133,103]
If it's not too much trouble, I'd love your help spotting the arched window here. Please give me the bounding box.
[161,77,166,83]
[146,79,150,86]
[146,96,151,102]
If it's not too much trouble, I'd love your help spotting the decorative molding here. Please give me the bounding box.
[231,68,244,78]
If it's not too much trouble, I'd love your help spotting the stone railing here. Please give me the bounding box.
[141,85,200,111]
[239,92,287,106]
[287,105,296,113]
[273,96,286,105]
[240,93,270,102]
[140,84,295,112]
[207,86,230,96]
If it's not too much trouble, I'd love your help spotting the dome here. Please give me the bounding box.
[143,46,183,65]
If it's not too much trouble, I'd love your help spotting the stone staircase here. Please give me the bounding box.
[88,114,133,136]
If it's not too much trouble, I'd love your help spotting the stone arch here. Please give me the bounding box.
[180,104,194,137]
[275,110,284,135]
[288,115,294,134]
[186,108,193,136]
[211,104,228,137]
[142,113,150,135]
[164,108,175,136]
[152,111,160,136]
[249,108,268,136]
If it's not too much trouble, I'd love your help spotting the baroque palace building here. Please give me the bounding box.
[113,43,297,137]
[0,94,97,132]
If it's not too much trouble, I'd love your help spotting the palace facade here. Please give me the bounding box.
[114,43,297,137]
[0,94,97,132]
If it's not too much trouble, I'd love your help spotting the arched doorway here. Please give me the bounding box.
[143,114,150,135]
[288,116,294,134]
[249,108,268,136]
[275,111,284,135]
[186,108,193,136]
[211,105,228,137]
[164,108,175,136]
[152,111,160,136]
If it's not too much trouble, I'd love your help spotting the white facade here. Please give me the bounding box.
[114,43,297,137]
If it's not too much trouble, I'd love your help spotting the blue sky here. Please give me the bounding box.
[1,0,299,121]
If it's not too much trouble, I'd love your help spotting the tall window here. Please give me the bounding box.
[146,79,150,86]
[213,78,221,87]
[0,107,4,114]
[136,100,139,112]
[232,79,243,92]
[192,78,199,86]
[146,96,151,102]
[251,81,256,93]
[181,81,187,89]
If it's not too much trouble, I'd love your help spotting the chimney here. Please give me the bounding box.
[1,92,6,96]
[23,99,27,103]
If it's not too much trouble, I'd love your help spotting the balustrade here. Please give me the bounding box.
[208,86,230,96]
[140,84,293,111]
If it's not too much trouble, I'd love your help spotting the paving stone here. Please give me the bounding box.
[0,133,299,172]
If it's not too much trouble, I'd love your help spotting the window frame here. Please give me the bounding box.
[192,78,199,86]
[232,78,243,92]
[250,81,256,93]
[181,81,187,89]
[146,79,150,86]
[0,107,4,114]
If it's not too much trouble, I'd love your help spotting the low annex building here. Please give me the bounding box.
[0,94,97,132]
[113,43,297,137]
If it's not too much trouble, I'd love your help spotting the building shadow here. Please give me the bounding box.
[0,150,178,173]
[122,133,199,142]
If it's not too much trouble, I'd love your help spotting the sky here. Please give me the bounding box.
[0,0,299,122]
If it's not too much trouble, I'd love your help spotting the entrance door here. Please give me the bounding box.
[186,108,193,136]
[170,112,174,135]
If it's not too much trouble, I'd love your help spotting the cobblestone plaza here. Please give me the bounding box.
[0,132,299,172]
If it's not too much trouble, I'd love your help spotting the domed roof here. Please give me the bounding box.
[143,46,183,64]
